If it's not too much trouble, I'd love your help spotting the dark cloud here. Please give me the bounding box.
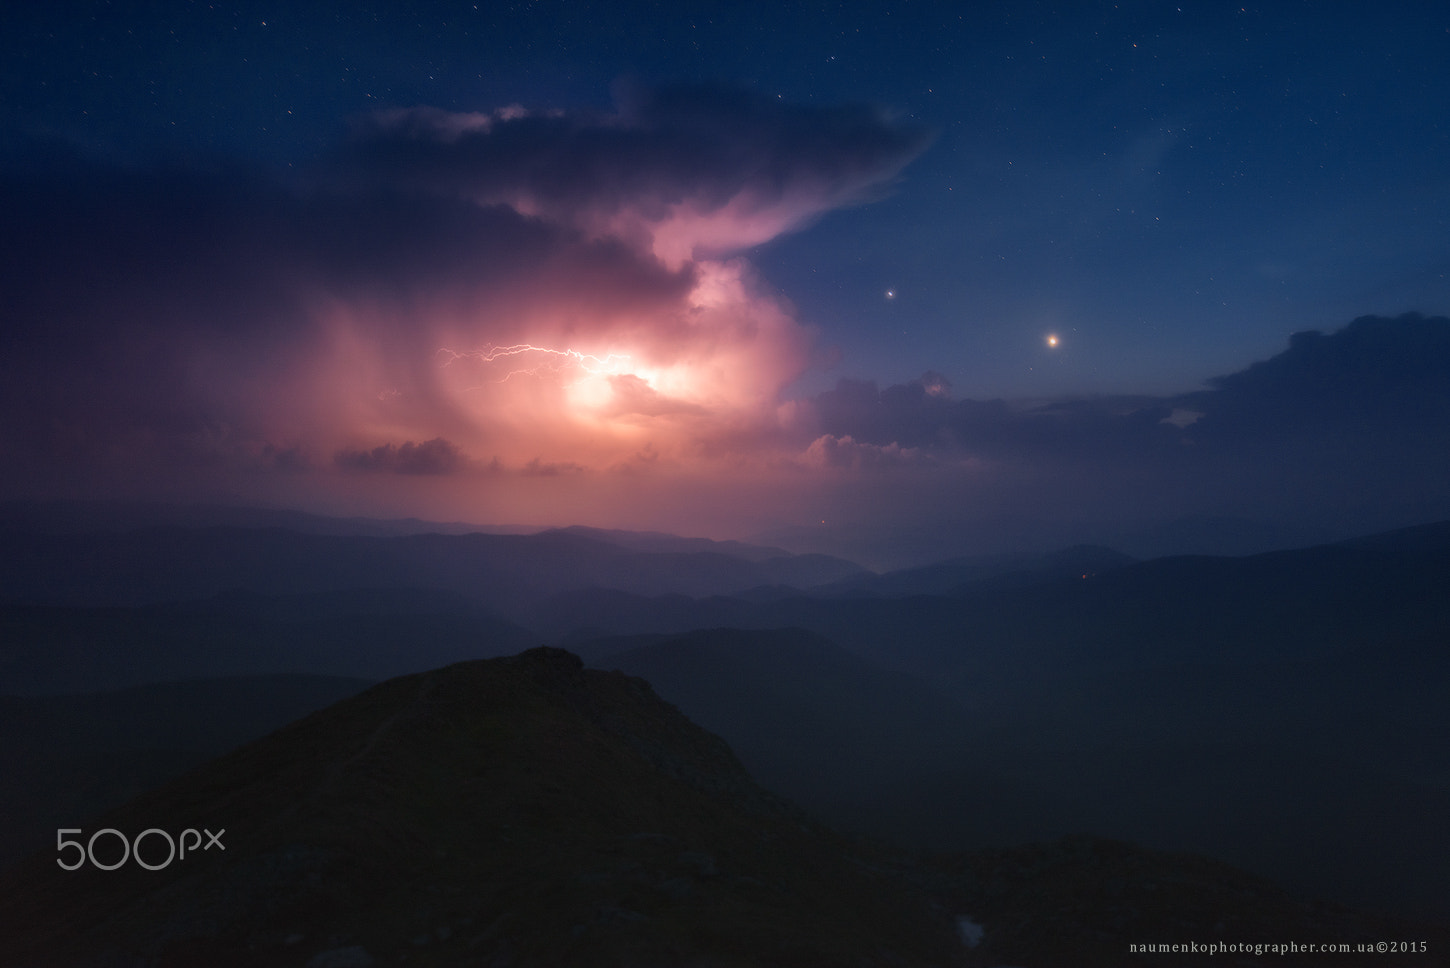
[801,315,1450,541]
[338,84,933,264]
[1179,313,1450,447]
[0,82,935,499]
[0,155,690,344]
[0,140,693,486]
[803,434,932,470]
[335,438,463,475]
[345,82,931,209]
[810,374,1181,463]
[810,314,1450,465]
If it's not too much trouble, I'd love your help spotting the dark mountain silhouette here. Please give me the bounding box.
[549,525,791,561]
[551,527,875,589]
[0,524,868,618]
[0,674,374,872]
[1105,514,1335,559]
[2,647,1443,967]
[816,543,1136,598]
[536,521,1450,686]
[531,527,1450,920]
[1336,517,1450,553]
[2,512,1448,926]
[541,588,760,644]
[0,588,537,694]
[573,628,984,828]
[0,648,965,967]
[0,499,523,539]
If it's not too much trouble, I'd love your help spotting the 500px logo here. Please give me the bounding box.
[56,827,225,871]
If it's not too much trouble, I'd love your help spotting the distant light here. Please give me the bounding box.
[885,289,896,300]
[1046,334,1060,348]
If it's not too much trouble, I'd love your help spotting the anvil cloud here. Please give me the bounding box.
[0,86,931,529]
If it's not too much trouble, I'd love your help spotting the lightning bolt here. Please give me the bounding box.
[438,344,634,387]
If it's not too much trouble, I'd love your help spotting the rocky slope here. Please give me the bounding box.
[1,647,1443,967]
[0,648,963,967]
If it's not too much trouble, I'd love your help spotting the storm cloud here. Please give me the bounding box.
[3,83,1446,552]
[339,83,934,266]
[790,313,1450,555]
[0,85,931,521]
[335,438,464,475]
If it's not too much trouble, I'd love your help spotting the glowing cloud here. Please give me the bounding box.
[264,86,930,488]
[410,256,811,469]
[0,84,932,530]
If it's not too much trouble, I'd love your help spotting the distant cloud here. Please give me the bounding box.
[788,313,1450,547]
[803,434,930,469]
[801,317,1450,470]
[335,438,463,475]
[805,373,1178,463]
[1180,313,1450,447]
[259,443,311,473]
[520,457,584,477]
[1159,409,1203,428]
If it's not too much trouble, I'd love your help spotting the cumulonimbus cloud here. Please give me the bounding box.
[0,84,933,522]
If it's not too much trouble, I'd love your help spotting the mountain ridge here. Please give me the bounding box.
[2,647,1443,966]
[0,647,968,967]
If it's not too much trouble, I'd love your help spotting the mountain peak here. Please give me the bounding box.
[0,650,961,966]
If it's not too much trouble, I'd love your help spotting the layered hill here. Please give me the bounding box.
[0,588,537,695]
[0,523,864,615]
[0,648,964,967]
[548,530,1450,921]
[574,627,985,832]
[2,647,1443,967]
[0,673,375,871]
[3,513,1449,929]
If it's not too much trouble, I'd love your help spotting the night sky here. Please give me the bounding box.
[3,1,1449,564]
